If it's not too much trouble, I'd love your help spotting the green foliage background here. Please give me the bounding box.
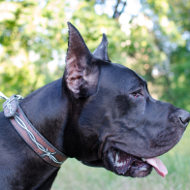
[0,0,190,189]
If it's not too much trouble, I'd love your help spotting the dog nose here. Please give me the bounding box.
[178,109,190,127]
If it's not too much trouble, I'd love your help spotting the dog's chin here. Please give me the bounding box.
[82,148,152,178]
[103,148,152,177]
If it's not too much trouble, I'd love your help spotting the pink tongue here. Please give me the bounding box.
[144,157,168,177]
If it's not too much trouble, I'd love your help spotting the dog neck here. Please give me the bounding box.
[20,78,69,154]
[18,79,69,189]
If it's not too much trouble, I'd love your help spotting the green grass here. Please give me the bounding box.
[52,126,190,190]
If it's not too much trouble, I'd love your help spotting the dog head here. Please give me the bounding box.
[63,23,190,177]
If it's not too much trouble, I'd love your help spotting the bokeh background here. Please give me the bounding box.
[0,0,190,189]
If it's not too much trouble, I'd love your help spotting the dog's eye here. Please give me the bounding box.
[131,90,143,98]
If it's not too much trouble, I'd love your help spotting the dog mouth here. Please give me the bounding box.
[104,148,168,178]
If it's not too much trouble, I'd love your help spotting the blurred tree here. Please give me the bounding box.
[0,0,190,112]
[95,0,127,18]
[0,0,68,97]
[141,0,190,110]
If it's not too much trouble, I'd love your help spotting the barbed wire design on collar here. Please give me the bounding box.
[14,115,63,165]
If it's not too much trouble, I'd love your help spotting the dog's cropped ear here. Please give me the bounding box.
[93,34,110,62]
[65,22,99,98]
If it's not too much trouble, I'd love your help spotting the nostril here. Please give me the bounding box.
[179,113,190,127]
[179,117,187,125]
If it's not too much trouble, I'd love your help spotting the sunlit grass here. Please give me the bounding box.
[52,125,190,190]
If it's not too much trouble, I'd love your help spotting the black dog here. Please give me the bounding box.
[0,23,190,190]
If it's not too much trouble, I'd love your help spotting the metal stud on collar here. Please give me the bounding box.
[1,93,23,118]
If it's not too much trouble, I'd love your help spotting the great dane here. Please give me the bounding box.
[0,23,189,190]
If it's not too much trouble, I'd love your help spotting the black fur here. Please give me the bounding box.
[0,23,189,189]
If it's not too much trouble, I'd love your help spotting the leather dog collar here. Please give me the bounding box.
[0,93,67,168]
